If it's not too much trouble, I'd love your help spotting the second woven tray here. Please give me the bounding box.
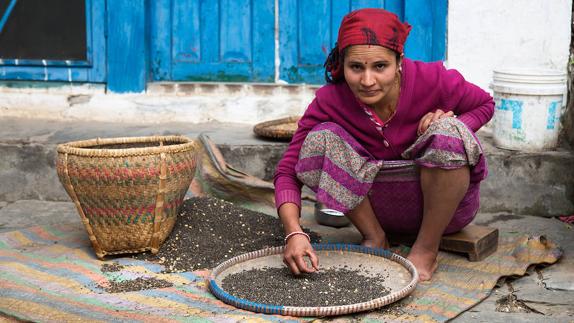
[253,116,301,141]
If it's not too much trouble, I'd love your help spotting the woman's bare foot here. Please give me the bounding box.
[407,246,438,281]
[361,235,389,249]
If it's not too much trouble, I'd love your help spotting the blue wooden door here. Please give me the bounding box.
[151,0,275,82]
[279,0,446,84]
[0,0,105,83]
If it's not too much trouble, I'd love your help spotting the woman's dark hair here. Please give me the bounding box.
[324,45,343,84]
[324,45,401,84]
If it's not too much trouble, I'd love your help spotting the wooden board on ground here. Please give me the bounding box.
[389,225,499,262]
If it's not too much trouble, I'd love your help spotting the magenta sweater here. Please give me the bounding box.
[274,58,495,210]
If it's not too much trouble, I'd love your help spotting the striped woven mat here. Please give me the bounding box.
[0,222,561,322]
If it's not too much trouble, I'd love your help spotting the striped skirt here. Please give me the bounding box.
[295,118,487,234]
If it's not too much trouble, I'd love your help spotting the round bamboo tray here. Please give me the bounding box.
[209,244,418,316]
[253,116,301,140]
[56,136,198,259]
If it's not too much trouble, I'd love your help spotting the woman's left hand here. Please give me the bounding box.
[417,109,455,136]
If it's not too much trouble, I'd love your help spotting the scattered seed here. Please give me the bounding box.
[134,197,320,272]
[99,277,173,293]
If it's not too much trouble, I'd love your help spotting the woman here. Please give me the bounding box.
[274,8,494,281]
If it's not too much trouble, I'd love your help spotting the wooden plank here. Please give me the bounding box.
[404,0,433,61]
[440,225,499,261]
[385,0,404,21]
[278,0,300,82]
[430,0,447,61]
[172,0,201,64]
[107,0,147,93]
[388,225,499,262]
[221,0,251,63]
[298,0,330,66]
[150,0,172,81]
[252,0,275,81]
[331,1,349,45]
[404,0,447,62]
[351,0,385,12]
[86,0,107,83]
[201,0,220,64]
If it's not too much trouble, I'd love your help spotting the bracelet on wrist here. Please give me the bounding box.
[284,231,311,244]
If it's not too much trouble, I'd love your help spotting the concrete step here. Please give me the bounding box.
[1,117,573,216]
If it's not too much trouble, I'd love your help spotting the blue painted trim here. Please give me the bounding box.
[0,59,90,67]
[106,0,148,92]
[87,0,106,83]
[0,0,17,34]
[0,0,106,83]
[0,67,88,81]
[431,0,447,61]
[498,99,523,129]
[547,101,560,130]
[209,279,285,315]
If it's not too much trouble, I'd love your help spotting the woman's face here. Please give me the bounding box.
[343,45,401,109]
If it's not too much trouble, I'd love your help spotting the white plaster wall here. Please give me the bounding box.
[446,0,572,92]
[0,83,317,124]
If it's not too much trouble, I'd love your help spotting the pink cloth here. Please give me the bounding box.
[294,120,485,234]
[274,58,494,210]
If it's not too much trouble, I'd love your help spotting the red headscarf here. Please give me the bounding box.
[325,8,412,82]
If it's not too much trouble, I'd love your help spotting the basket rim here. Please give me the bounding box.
[208,243,418,317]
[253,116,300,139]
[57,135,196,157]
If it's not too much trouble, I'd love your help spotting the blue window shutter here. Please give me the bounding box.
[0,0,106,84]
[155,0,275,82]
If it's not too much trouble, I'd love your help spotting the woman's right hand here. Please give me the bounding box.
[283,234,319,275]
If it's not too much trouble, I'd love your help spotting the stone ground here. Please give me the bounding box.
[0,200,573,322]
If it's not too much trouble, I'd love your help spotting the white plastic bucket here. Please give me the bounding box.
[491,68,567,151]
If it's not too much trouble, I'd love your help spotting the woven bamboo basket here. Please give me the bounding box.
[253,116,301,140]
[56,136,198,259]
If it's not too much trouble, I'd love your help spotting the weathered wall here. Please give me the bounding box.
[0,83,317,124]
[565,2,574,147]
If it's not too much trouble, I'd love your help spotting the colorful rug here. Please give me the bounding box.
[0,222,562,322]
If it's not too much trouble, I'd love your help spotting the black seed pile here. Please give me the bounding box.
[100,262,124,273]
[221,267,391,307]
[135,197,321,272]
[99,277,173,293]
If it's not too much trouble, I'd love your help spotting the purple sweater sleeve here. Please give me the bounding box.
[273,96,330,210]
[438,66,495,131]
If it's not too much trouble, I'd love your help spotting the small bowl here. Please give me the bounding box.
[314,203,351,228]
